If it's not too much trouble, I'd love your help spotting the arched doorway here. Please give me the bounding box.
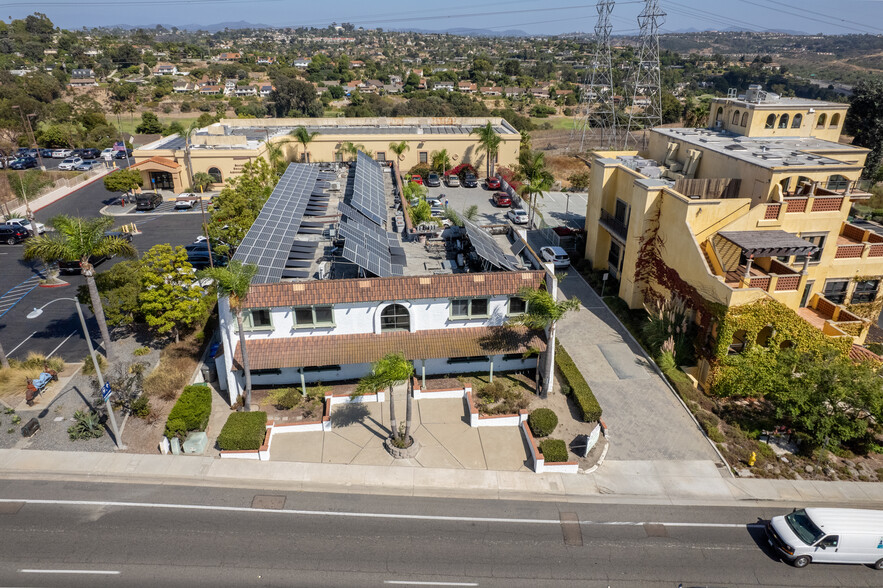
[380,304,410,332]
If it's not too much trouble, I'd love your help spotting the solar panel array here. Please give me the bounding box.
[462,219,520,271]
[233,165,320,283]
[350,151,387,226]
[338,202,404,278]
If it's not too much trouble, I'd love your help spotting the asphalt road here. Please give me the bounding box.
[0,164,203,362]
[0,479,880,587]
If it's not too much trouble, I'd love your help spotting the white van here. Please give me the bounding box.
[766,508,883,569]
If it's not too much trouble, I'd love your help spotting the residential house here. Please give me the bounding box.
[215,52,242,62]
[259,84,274,97]
[71,68,95,79]
[293,59,311,68]
[200,85,223,95]
[351,60,364,68]
[153,63,178,76]
[234,85,258,97]
[224,79,237,95]
[480,87,502,96]
[458,81,477,93]
[504,87,525,99]
[256,56,276,65]
[173,81,195,93]
[530,87,550,99]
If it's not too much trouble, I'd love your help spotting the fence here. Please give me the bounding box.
[1,167,108,215]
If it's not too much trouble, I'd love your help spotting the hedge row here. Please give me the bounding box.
[539,438,569,463]
[217,411,268,451]
[555,343,603,422]
[164,384,212,440]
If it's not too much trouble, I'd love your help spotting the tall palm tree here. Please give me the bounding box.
[508,285,580,396]
[24,216,137,361]
[290,126,319,163]
[517,149,553,228]
[200,260,259,410]
[470,121,501,178]
[354,352,415,447]
[388,140,410,162]
[430,148,451,175]
[0,339,10,369]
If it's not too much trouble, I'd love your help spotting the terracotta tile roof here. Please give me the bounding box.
[849,344,883,364]
[243,271,545,309]
[129,156,181,169]
[232,326,546,370]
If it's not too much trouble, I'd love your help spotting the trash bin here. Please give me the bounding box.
[21,418,40,438]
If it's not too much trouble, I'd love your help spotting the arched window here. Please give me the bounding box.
[756,326,775,347]
[207,167,223,183]
[791,113,802,128]
[765,114,776,129]
[826,174,849,191]
[715,107,724,123]
[740,112,749,127]
[732,110,740,125]
[728,330,747,354]
[380,304,410,332]
[816,113,827,128]
[778,114,789,129]
[830,113,840,127]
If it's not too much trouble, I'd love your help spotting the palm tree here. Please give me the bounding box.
[508,285,580,396]
[182,121,200,190]
[388,140,410,162]
[470,122,501,179]
[200,260,259,410]
[290,126,319,163]
[0,339,10,369]
[338,141,365,162]
[23,216,137,361]
[517,149,553,228]
[430,148,451,175]
[354,352,415,447]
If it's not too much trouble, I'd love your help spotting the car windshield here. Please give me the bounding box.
[785,510,825,545]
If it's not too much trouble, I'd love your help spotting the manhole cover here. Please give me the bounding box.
[252,495,286,510]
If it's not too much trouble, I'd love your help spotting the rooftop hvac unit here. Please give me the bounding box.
[318,261,328,280]
[327,181,341,191]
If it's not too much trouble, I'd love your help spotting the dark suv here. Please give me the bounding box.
[0,224,30,245]
[80,148,101,159]
[58,254,110,274]
[462,173,479,188]
[135,192,163,211]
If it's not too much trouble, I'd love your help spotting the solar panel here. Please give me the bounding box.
[338,202,403,277]
[349,151,387,227]
[232,164,320,283]
[462,219,519,271]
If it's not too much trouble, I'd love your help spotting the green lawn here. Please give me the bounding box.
[531,116,578,130]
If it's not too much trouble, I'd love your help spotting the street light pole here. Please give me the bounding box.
[27,298,125,449]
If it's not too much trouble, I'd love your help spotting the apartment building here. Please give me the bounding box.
[583,86,877,383]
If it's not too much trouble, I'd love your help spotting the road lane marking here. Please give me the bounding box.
[47,331,77,358]
[20,569,121,575]
[7,331,37,355]
[0,276,41,318]
[0,498,764,529]
[384,582,478,586]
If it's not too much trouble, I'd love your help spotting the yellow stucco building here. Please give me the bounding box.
[130,117,521,193]
[584,86,879,382]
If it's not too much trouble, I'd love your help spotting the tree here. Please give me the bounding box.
[290,126,319,163]
[0,339,9,370]
[388,140,410,162]
[683,96,709,128]
[567,171,590,192]
[270,75,322,117]
[354,352,415,447]
[103,169,143,197]
[337,141,365,162]
[661,92,682,125]
[24,216,137,361]
[430,148,451,174]
[135,112,163,134]
[77,260,143,328]
[138,245,208,342]
[470,122,502,178]
[516,149,553,228]
[508,284,580,396]
[207,158,276,254]
[9,170,52,218]
[845,79,883,178]
[199,260,258,410]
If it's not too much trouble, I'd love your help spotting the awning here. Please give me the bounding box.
[718,230,818,258]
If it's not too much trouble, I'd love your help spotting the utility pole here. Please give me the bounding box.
[12,105,45,170]
[622,0,666,151]
[571,1,618,153]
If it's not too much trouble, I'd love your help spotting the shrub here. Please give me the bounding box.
[217,411,267,451]
[555,343,602,422]
[133,347,150,356]
[81,353,107,375]
[130,395,151,418]
[528,408,558,437]
[539,438,569,463]
[268,387,300,410]
[68,410,104,440]
[164,384,212,439]
[657,351,676,373]
[22,352,65,373]
[306,384,329,401]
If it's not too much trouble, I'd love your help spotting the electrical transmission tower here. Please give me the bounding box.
[622,0,666,151]
[571,0,617,153]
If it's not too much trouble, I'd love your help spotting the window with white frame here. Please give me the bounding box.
[451,298,489,319]
[292,305,334,328]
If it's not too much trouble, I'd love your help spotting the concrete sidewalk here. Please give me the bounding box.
[2,448,883,507]
[6,167,114,217]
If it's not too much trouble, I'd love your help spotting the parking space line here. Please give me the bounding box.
[7,331,37,356]
[0,276,41,319]
[46,331,77,358]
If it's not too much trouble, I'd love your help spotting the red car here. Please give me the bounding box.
[492,192,512,207]
[485,176,501,190]
[410,174,424,185]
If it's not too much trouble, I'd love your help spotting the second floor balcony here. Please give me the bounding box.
[599,209,629,242]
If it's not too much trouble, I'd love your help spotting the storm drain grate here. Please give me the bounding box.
[252,495,286,510]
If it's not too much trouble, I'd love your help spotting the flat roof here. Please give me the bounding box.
[654,128,863,171]
[714,96,847,109]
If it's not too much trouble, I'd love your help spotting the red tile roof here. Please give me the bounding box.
[243,271,545,309]
[849,344,883,364]
[129,155,180,169]
[232,326,546,370]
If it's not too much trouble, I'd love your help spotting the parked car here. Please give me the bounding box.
[540,246,571,269]
[58,254,109,274]
[39,148,53,159]
[186,250,227,270]
[766,508,883,569]
[0,224,30,245]
[410,174,423,185]
[445,173,460,187]
[429,206,446,218]
[426,172,441,187]
[462,173,479,188]
[51,148,72,158]
[16,148,30,158]
[4,217,46,234]
[80,148,101,159]
[74,160,99,171]
[492,192,512,207]
[100,148,115,160]
[175,193,199,209]
[485,176,501,190]
[104,230,133,243]
[135,191,163,211]
[9,157,38,170]
[57,157,84,170]
[113,148,133,159]
[507,208,529,224]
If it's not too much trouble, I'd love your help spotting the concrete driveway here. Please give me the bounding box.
[555,270,720,463]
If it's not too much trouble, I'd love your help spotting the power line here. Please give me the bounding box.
[623,0,666,150]
[573,1,619,152]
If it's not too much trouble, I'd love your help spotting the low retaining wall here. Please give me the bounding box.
[520,420,579,474]
[219,425,272,460]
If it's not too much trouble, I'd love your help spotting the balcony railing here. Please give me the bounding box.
[835,222,883,259]
[599,209,629,241]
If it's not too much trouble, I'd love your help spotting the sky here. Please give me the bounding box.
[3,0,883,36]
